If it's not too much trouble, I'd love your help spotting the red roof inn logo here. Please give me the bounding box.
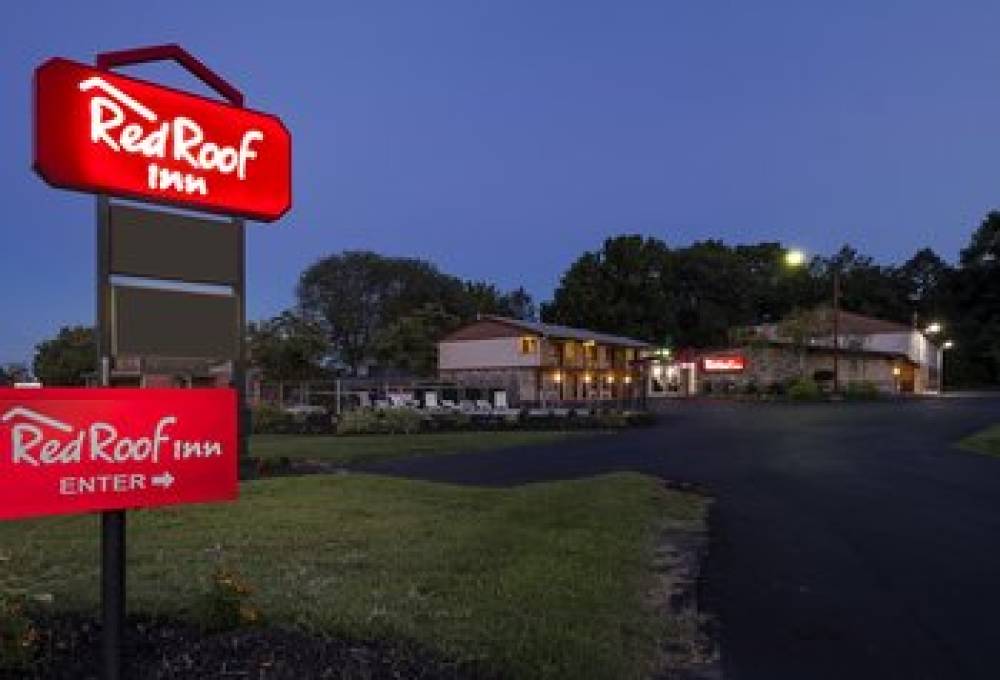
[33,58,291,221]
[702,355,746,372]
[0,388,237,520]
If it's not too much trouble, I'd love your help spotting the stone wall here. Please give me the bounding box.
[700,345,904,393]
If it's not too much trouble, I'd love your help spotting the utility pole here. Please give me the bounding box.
[832,268,840,393]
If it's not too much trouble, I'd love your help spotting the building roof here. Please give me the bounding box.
[444,316,651,348]
[756,308,915,337]
[833,310,914,335]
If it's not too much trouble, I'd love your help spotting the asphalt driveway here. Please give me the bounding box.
[359,396,1000,679]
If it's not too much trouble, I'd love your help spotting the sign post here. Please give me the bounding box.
[26,43,291,679]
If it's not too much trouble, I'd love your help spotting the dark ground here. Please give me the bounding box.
[358,395,1000,680]
[4,614,471,680]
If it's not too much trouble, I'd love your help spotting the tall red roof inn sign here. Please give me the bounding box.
[34,57,291,221]
[26,44,289,678]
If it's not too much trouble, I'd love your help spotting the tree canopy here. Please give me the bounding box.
[33,325,95,386]
[542,227,998,387]
[295,251,534,374]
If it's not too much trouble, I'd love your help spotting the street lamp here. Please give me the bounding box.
[940,340,954,393]
[784,247,841,393]
[925,322,943,335]
[784,248,807,268]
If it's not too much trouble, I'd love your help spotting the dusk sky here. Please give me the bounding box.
[3,1,1000,364]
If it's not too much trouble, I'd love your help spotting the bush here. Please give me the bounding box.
[765,381,786,396]
[198,566,261,633]
[845,380,880,400]
[625,411,657,427]
[381,408,424,434]
[257,455,292,477]
[337,408,425,435]
[250,403,294,434]
[788,377,822,401]
[336,408,381,435]
[0,594,39,672]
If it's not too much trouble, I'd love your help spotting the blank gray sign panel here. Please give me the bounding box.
[109,204,239,285]
[113,286,238,359]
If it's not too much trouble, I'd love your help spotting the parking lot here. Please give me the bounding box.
[362,396,1000,679]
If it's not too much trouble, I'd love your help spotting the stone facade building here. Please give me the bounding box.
[689,310,945,395]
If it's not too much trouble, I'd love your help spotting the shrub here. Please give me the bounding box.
[845,380,880,400]
[0,594,39,672]
[381,408,424,434]
[337,408,425,435]
[336,408,382,435]
[250,403,294,434]
[788,377,822,401]
[257,455,292,477]
[626,411,657,427]
[198,566,261,633]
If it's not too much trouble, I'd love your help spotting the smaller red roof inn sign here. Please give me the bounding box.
[33,58,291,221]
[702,355,746,372]
[0,389,237,520]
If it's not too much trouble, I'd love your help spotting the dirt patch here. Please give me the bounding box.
[3,614,475,680]
[650,486,720,680]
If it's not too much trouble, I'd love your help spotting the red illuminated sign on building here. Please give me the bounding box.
[0,388,237,521]
[33,58,291,222]
[702,355,746,372]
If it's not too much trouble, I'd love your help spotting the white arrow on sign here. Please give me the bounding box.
[151,472,175,489]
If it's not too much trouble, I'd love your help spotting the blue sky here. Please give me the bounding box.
[2,1,1000,363]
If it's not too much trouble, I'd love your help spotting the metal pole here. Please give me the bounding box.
[233,218,248,462]
[832,269,840,393]
[101,510,125,680]
[97,195,124,680]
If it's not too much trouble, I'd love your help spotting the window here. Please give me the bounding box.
[520,337,539,354]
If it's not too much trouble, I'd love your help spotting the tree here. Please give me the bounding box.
[0,363,31,386]
[296,251,533,374]
[297,252,457,372]
[373,303,461,376]
[821,245,909,323]
[33,326,95,386]
[776,306,834,376]
[542,235,673,343]
[948,214,1000,385]
[247,312,327,381]
[895,248,952,322]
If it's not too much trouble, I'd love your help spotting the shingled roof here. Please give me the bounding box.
[445,315,651,348]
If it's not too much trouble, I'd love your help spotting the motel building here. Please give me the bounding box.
[438,316,649,406]
[646,309,946,398]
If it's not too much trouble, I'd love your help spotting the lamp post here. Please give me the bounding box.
[785,248,841,393]
[941,340,954,393]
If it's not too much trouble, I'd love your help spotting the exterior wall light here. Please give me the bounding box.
[925,322,943,334]
[943,340,954,350]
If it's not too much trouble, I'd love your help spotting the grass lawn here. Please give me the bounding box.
[251,430,592,466]
[957,424,1000,457]
[0,473,705,679]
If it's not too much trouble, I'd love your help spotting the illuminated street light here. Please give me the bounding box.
[925,322,943,334]
[943,340,954,349]
[784,249,807,268]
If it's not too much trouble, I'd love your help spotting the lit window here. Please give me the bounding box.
[520,337,538,354]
